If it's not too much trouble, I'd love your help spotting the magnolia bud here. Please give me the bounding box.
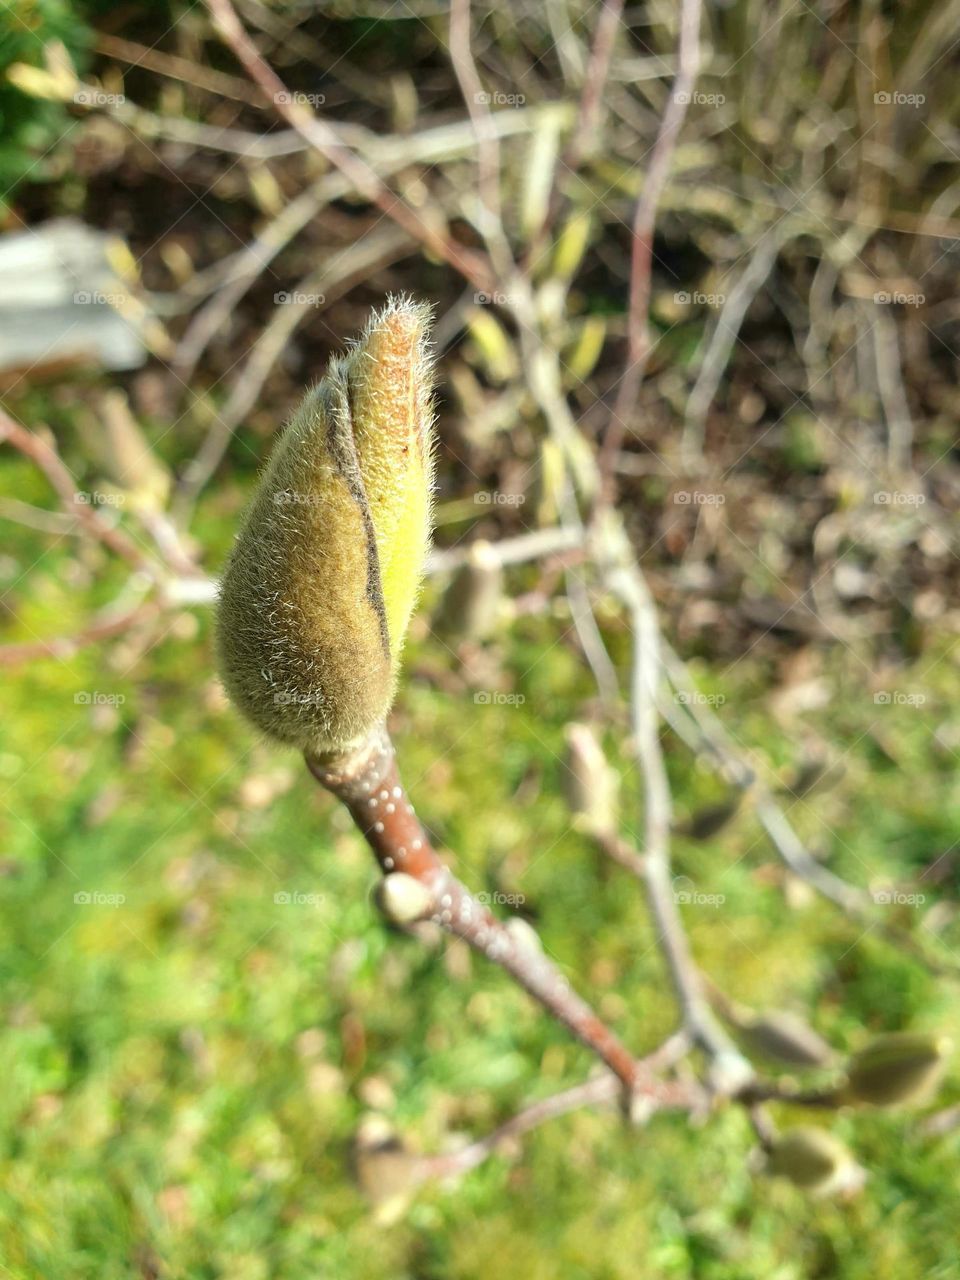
[374,873,435,925]
[216,297,435,753]
[353,1117,423,1221]
[766,1127,858,1193]
[739,1011,837,1069]
[563,722,618,837]
[845,1032,950,1106]
[674,797,741,841]
[435,540,503,640]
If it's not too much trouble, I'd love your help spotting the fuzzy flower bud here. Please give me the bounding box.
[216,296,435,753]
[765,1127,859,1194]
[845,1031,950,1106]
[374,873,435,925]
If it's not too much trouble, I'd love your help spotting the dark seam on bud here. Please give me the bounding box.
[322,378,391,660]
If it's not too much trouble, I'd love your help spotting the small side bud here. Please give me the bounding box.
[739,1010,837,1069]
[353,1117,423,1223]
[674,797,741,841]
[435,540,504,641]
[765,1127,859,1194]
[504,916,543,955]
[845,1032,950,1106]
[563,722,619,837]
[374,873,435,925]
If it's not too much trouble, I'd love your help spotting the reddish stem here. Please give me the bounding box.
[307,726,668,1100]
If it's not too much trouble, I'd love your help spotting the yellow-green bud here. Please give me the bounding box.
[374,873,435,925]
[766,1127,857,1193]
[563,722,618,837]
[739,1011,837,1069]
[845,1032,950,1106]
[216,296,435,753]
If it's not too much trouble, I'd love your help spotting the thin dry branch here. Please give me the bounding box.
[601,0,703,490]
[448,0,514,275]
[205,0,494,293]
[0,408,153,577]
[601,542,753,1091]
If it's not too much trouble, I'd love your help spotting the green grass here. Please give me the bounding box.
[1,506,959,1279]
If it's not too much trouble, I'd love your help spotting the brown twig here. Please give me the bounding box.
[600,0,703,494]
[0,407,153,576]
[522,0,626,273]
[306,725,673,1102]
[448,0,514,275]
[0,600,160,667]
[94,32,266,105]
[204,0,494,294]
